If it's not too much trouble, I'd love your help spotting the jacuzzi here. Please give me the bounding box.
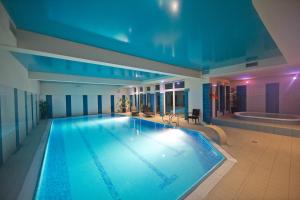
[234,112,300,125]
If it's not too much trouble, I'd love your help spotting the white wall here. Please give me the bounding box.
[39,82,129,117]
[185,77,209,120]
[231,74,300,114]
[0,49,40,164]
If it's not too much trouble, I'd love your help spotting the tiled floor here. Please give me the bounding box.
[133,114,300,200]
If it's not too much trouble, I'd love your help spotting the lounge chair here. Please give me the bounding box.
[188,109,200,124]
[143,106,155,118]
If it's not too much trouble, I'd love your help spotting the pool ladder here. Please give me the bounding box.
[162,113,179,126]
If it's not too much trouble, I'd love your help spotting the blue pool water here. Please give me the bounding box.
[35,114,224,200]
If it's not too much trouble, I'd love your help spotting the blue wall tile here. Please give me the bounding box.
[14,88,20,148]
[66,95,72,117]
[83,95,88,115]
[98,95,102,114]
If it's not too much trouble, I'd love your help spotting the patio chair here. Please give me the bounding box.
[188,109,200,124]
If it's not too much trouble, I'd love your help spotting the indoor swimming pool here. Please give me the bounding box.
[35,114,224,200]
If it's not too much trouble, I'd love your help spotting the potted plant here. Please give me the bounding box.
[117,96,129,113]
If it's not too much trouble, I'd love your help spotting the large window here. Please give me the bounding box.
[175,81,185,89]
[155,85,160,91]
[165,83,173,90]
[163,81,185,114]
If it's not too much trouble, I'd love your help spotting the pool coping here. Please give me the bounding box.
[17,120,52,200]
[17,114,236,200]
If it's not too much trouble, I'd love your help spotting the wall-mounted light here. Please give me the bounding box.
[293,76,297,80]
[212,84,217,87]
[246,81,249,84]
[161,80,165,83]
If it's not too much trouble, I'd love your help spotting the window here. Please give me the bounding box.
[175,91,185,114]
[165,91,173,113]
[155,85,160,91]
[139,87,143,92]
[146,87,151,91]
[165,83,173,90]
[175,81,185,89]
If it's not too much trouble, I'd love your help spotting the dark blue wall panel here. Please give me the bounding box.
[14,88,20,148]
[25,91,28,135]
[46,95,53,118]
[159,93,164,116]
[137,95,140,112]
[203,83,212,124]
[184,89,189,120]
[66,95,72,117]
[83,95,88,115]
[36,95,38,123]
[237,85,247,112]
[129,95,133,112]
[143,94,147,107]
[31,94,34,127]
[226,86,230,111]
[219,85,225,113]
[98,95,102,114]
[110,95,115,113]
[150,94,155,112]
[0,97,3,165]
[266,83,279,113]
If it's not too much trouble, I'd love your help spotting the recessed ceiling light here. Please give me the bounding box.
[170,1,179,14]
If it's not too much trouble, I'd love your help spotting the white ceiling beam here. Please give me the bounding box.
[0,28,201,78]
[29,71,141,86]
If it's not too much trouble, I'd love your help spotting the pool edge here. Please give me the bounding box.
[17,120,52,200]
[18,115,237,200]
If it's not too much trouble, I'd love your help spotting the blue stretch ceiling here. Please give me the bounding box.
[3,0,281,71]
[12,52,167,81]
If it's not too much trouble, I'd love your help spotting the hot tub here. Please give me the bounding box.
[234,112,300,125]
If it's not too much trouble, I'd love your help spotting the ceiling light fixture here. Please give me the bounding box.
[170,1,179,14]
